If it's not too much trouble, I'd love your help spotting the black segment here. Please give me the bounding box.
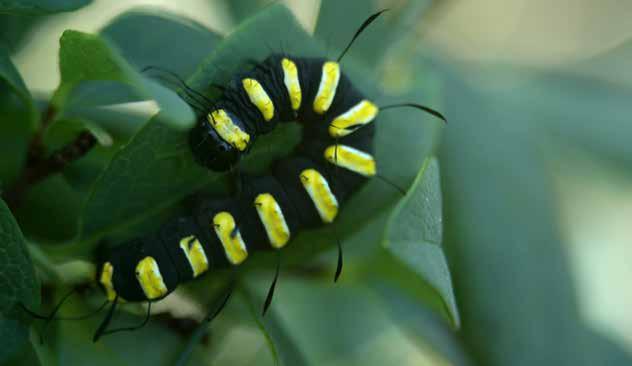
[107,234,179,302]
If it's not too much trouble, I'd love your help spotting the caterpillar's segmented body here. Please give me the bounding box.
[97,55,379,302]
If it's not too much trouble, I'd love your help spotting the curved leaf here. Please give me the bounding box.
[382,158,459,327]
[440,67,632,366]
[52,30,195,130]
[100,9,223,79]
[0,199,40,364]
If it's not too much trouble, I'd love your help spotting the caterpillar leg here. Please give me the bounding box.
[92,298,152,342]
[262,251,281,316]
[204,280,235,323]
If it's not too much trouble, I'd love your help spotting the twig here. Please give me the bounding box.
[3,125,97,210]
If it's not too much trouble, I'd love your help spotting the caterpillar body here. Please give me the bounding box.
[97,54,377,303]
[61,9,447,341]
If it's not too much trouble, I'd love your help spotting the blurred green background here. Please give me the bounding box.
[2,0,632,365]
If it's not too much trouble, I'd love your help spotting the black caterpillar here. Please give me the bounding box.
[25,10,446,342]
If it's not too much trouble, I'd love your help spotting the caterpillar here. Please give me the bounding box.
[26,10,446,342]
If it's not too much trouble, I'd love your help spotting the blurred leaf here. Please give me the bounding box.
[382,158,459,327]
[0,14,41,52]
[372,284,472,366]
[314,0,432,70]
[243,277,453,366]
[439,67,632,366]
[569,39,632,88]
[225,0,274,24]
[100,9,223,79]
[0,88,31,186]
[0,44,37,187]
[43,291,208,366]
[14,175,83,243]
[0,198,40,364]
[0,42,37,124]
[0,44,31,106]
[0,0,91,15]
[2,340,42,366]
[488,68,632,174]
[51,30,195,130]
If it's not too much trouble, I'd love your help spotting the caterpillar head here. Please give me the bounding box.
[189,115,241,171]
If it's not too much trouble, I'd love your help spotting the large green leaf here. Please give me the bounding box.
[0,199,40,364]
[51,30,195,130]
[0,0,90,15]
[439,66,632,365]
[100,9,223,79]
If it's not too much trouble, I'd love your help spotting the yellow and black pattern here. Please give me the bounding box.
[77,12,450,347]
[97,54,381,304]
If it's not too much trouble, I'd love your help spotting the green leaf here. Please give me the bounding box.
[100,9,223,79]
[243,277,454,366]
[0,86,32,186]
[439,68,632,365]
[382,158,459,327]
[0,44,32,110]
[0,198,40,364]
[371,284,473,366]
[0,0,91,15]
[14,175,83,243]
[51,30,195,130]
[499,68,632,173]
[225,0,275,24]
[2,340,42,366]
[0,13,42,52]
[0,44,38,128]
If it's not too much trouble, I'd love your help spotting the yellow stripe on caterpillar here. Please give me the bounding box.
[242,78,275,121]
[254,193,291,249]
[324,145,377,177]
[281,58,302,111]
[329,100,378,138]
[135,257,168,300]
[207,109,250,151]
[213,212,248,265]
[300,169,339,223]
[313,61,340,114]
[179,235,209,278]
[99,262,117,301]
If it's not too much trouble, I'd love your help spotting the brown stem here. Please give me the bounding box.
[3,127,97,211]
